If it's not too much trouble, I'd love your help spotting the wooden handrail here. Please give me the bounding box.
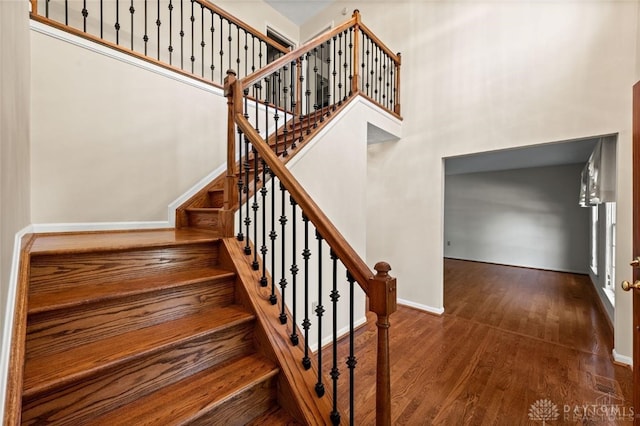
[234,113,374,292]
[193,0,290,54]
[239,17,357,91]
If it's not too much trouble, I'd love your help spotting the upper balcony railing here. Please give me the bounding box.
[30,0,290,87]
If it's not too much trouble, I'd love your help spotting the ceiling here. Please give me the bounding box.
[264,0,336,25]
[444,137,606,175]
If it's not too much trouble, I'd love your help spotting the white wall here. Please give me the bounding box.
[306,1,637,361]
[444,164,589,274]
[30,26,229,224]
[0,0,32,418]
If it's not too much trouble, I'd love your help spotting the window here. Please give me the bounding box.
[604,202,616,304]
[590,206,598,274]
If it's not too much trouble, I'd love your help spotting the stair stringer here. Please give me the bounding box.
[218,237,337,426]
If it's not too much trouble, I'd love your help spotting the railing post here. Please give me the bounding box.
[394,53,401,115]
[351,9,361,95]
[30,0,37,14]
[369,261,397,426]
[222,69,241,237]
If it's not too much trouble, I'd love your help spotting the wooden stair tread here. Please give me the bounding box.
[23,305,254,398]
[245,406,303,425]
[89,353,279,426]
[28,266,235,313]
[30,228,221,255]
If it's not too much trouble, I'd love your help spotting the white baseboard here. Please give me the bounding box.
[0,225,34,422]
[398,298,445,316]
[612,349,632,367]
[31,221,172,234]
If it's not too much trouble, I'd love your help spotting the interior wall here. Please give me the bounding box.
[444,164,589,274]
[306,1,637,360]
[30,29,228,224]
[0,0,32,417]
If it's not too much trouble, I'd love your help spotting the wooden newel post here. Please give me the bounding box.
[394,53,401,115]
[222,69,240,237]
[351,9,361,95]
[369,261,397,426]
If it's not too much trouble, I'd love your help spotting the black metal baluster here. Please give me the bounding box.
[282,64,289,156]
[315,230,325,398]
[251,144,259,268]
[332,35,337,111]
[46,0,49,18]
[65,0,68,25]
[168,0,173,64]
[143,0,148,55]
[279,182,288,324]
[227,21,232,72]
[374,45,379,103]
[189,0,194,72]
[360,31,365,95]
[243,89,251,256]
[348,27,353,96]
[273,71,280,155]
[330,250,340,425]
[346,271,357,425]
[289,196,299,345]
[179,0,184,69]
[290,59,297,150]
[156,0,161,60]
[251,36,256,73]
[209,12,214,81]
[342,30,348,101]
[269,169,277,305]
[369,39,374,98]
[337,32,342,105]
[115,0,119,44]
[236,123,244,242]
[236,25,241,74]
[305,52,311,134]
[244,31,248,79]
[383,54,388,109]
[312,48,318,126]
[100,0,103,38]
[200,4,204,76]
[259,160,268,287]
[82,0,88,32]
[301,213,311,369]
[219,15,223,82]
[319,42,325,122]
[129,0,134,50]
[390,59,395,112]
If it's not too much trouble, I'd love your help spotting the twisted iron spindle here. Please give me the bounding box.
[315,229,325,398]
[259,160,269,287]
[243,89,251,255]
[346,271,357,425]
[329,249,341,425]
[279,182,288,324]
[289,196,299,345]
[236,126,244,242]
[301,214,312,370]
[269,170,277,305]
[168,1,173,64]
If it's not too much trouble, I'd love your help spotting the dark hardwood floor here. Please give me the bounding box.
[328,258,633,425]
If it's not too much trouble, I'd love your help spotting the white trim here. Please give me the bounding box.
[30,21,225,98]
[31,221,172,234]
[309,315,368,353]
[398,299,445,316]
[612,349,632,367]
[0,225,34,422]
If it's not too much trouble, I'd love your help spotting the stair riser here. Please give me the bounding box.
[208,190,224,208]
[22,322,256,425]
[187,210,221,229]
[30,243,220,292]
[26,279,236,358]
[187,376,278,426]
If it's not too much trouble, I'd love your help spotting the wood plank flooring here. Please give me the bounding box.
[327,259,633,425]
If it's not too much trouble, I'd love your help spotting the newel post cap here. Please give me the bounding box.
[370,261,397,317]
[224,69,237,96]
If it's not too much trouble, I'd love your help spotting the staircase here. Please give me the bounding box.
[18,229,300,425]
